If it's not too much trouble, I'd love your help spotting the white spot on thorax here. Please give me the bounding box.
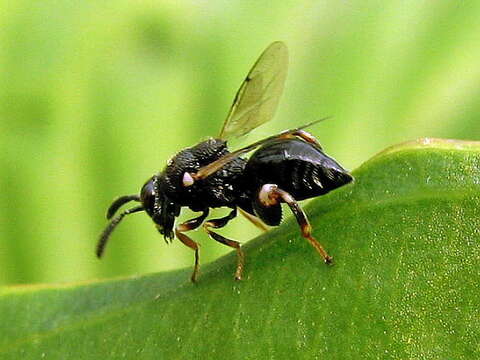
[182,172,194,187]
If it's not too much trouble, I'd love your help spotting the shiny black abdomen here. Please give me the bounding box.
[242,138,353,201]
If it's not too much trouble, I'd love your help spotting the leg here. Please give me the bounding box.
[175,210,209,282]
[239,207,269,232]
[258,184,333,264]
[203,209,245,280]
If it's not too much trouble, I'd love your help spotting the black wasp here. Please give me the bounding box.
[97,42,353,282]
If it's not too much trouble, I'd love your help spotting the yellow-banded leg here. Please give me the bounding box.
[258,184,333,264]
[174,210,209,282]
[203,208,245,280]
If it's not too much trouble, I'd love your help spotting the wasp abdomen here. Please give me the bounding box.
[243,138,353,200]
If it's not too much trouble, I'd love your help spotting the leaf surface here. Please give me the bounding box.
[1,138,479,359]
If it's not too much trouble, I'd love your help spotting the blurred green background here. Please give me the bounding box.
[1,1,479,286]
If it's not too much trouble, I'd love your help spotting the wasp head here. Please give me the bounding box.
[140,175,180,241]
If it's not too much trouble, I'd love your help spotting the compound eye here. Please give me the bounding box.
[139,177,156,215]
[182,172,195,187]
[140,178,154,201]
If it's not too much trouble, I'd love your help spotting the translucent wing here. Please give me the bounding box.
[219,41,289,140]
[193,119,327,181]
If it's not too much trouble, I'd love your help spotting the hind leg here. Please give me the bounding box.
[257,184,333,264]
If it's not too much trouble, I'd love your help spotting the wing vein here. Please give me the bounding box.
[219,41,289,140]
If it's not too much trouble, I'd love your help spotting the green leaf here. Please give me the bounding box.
[1,139,479,359]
